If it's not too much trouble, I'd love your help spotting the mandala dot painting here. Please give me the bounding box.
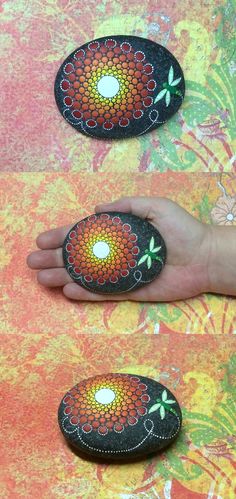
[54,36,185,139]
[62,212,166,294]
[58,373,182,459]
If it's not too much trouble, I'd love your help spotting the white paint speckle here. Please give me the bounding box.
[154,323,160,334]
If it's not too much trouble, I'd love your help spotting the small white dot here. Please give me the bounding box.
[92,241,110,259]
[97,75,120,98]
[95,388,115,404]
[226,213,234,221]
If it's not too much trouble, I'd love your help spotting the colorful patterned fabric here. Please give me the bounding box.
[1,333,235,497]
[1,0,236,496]
[0,0,235,172]
[1,172,236,496]
[1,172,236,335]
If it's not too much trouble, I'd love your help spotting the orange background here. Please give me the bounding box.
[1,172,236,336]
[1,172,236,497]
[1,0,236,496]
[0,0,235,173]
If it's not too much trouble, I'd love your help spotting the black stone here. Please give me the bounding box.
[58,373,182,460]
[55,35,185,139]
[63,212,166,294]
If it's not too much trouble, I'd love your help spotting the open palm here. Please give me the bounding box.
[27,197,211,301]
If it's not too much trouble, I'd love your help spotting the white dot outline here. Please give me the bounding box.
[86,119,97,128]
[134,50,146,62]
[74,49,85,60]
[105,38,117,49]
[143,97,153,108]
[102,122,114,131]
[68,231,76,240]
[64,63,75,75]
[88,41,100,51]
[61,415,181,455]
[121,42,132,53]
[147,79,157,91]
[133,110,144,120]
[119,118,130,128]
[63,96,73,107]
[60,79,71,92]
[72,110,83,120]
[143,63,154,75]
[82,423,93,434]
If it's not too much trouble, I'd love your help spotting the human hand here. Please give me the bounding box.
[27,196,215,301]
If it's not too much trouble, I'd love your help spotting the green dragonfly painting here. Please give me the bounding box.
[138,236,163,269]
[154,66,182,107]
[149,389,178,419]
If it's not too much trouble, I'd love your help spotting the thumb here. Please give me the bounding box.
[95,196,155,220]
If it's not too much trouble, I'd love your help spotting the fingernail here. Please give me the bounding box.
[95,202,113,212]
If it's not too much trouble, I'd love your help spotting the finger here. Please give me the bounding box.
[37,268,72,287]
[36,225,72,250]
[27,249,64,269]
[62,265,199,302]
[95,196,157,220]
[63,283,129,301]
[63,279,162,302]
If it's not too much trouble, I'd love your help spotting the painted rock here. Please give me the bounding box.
[58,373,182,460]
[63,212,166,294]
[55,35,185,139]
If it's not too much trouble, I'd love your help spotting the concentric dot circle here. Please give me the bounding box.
[97,75,120,98]
[62,374,150,435]
[95,388,116,404]
[58,38,157,132]
[64,214,139,286]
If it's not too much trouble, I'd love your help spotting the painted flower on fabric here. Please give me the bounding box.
[148,389,177,419]
[197,118,227,142]
[154,66,182,107]
[211,196,236,225]
[63,374,150,435]
[138,236,163,269]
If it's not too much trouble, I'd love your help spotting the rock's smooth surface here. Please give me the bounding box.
[58,373,182,460]
[55,35,185,139]
[63,212,166,294]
